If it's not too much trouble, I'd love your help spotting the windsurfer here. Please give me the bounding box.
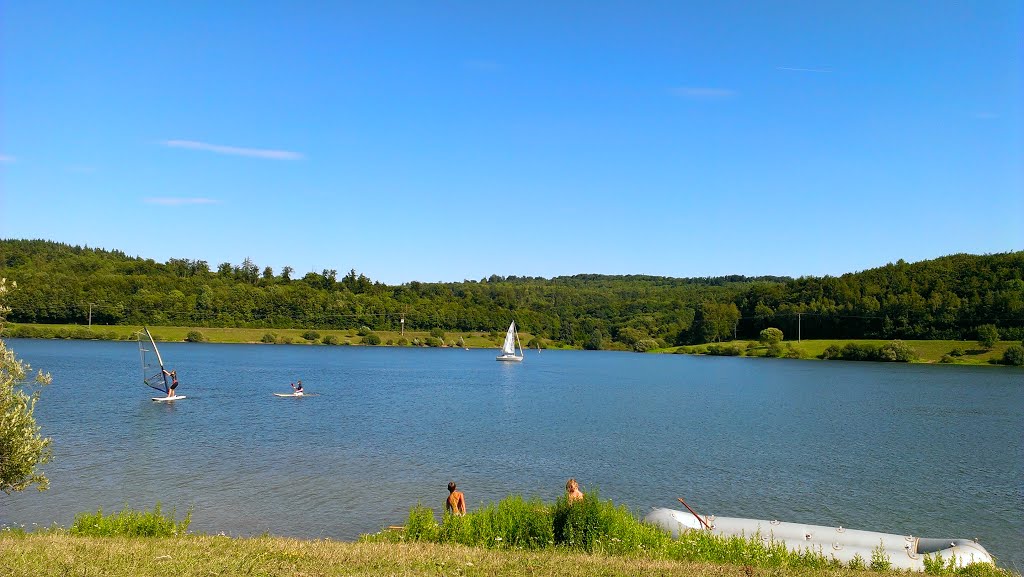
[162,369,179,398]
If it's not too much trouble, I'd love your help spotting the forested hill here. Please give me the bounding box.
[1,239,1021,348]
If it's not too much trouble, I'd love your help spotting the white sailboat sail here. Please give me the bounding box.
[496,321,524,362]
[501,322,516,355]
[137,327,169,394]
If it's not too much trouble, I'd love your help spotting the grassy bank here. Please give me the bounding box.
[0,534,871,577]
[663,339,1019,366]
[2,502,1015,577]
[2,322,1020,365]
[0,322,549,350]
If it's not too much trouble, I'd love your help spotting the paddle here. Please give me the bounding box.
[677,497,711,530]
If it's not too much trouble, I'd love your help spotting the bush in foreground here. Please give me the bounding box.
[363,495,1014,576]
[68,503,191,537]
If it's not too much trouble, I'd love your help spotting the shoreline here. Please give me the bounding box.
[1,322,1019,366]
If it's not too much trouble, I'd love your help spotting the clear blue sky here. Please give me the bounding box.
[2,1,1020,285]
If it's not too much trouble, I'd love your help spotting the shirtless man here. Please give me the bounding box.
[445,481,466,516]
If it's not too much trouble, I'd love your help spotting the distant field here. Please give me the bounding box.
[2,323,1018,366]
[662,339,1017,365]
[0,323,541,350]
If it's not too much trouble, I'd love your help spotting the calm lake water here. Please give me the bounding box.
[2,339,1021,570]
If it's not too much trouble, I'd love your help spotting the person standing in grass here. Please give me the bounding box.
[446,481,466,516]
[566,478,584,503]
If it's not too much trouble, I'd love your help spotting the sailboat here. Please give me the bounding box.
[495,321,524,362]
[138,327,185,402]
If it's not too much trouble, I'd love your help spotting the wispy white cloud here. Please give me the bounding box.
[0,154,15,163]
[671,87,737,100]
[777,66,832,73]
[164,139,303,160]
[144,197,221,206]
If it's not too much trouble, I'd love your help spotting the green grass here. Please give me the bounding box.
[0,502,1016,577]
[0,322,539,349]
[3,322,1019,365]
[68,503,191,537]
[662,339,1019,365]
[363,495,1014,576]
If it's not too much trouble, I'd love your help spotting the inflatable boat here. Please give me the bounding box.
[644,506,994,571]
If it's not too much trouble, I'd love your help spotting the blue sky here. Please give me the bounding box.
[1,1,1020,285]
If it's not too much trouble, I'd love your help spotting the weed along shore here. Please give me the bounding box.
[3,322,1022,366]
[1,502,1016,577]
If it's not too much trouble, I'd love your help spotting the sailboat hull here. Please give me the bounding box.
[496,354,523,362]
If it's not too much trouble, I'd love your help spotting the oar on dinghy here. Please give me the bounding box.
[677,497,711,530]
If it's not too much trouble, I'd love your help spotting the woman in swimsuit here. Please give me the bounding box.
[162,369,179,398]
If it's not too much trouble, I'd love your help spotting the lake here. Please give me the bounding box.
[2,339,1021,570]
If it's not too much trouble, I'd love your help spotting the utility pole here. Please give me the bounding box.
[88,303,94,328]
[400,315,405,336]
[797,312,802,343]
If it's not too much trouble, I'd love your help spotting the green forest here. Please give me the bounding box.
[1,239,1022,349]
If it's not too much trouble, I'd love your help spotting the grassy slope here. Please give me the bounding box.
[0,534,898,577]
[660,339,1017,365]
[3,323,542,349]
[3,323,1019,364]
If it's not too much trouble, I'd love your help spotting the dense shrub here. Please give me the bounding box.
[69,504,191,537]
[301,330,320,342]
[878,340,917,362]
[705,344,742,356]
[424,337,441,347]
[949,347,966,357]
[357,326,372,336]
[322,334,339,345]
[820,344,842,359]
[759,327,783,345]
[1000,344,1024,366]
[976,324,999,350]
[397,337,408,346]
[634,338,659,352]
[429,328,446,339]
[184,330,206,343]
[782,344,803,359]
[822,341,916,362]
[260,333,277,343]
[765,342,784,357]
[362,333,381,345]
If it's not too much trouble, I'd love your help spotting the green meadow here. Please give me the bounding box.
[1,501,1015,577]
[2,323,1020,365]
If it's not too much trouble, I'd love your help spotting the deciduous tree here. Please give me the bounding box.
[0,278,52,493]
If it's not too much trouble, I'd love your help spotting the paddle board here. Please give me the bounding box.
[152,395,186,402]
[273,392,318,397]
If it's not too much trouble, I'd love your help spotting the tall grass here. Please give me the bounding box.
[68,503,191,537]
[364,494,1013,577]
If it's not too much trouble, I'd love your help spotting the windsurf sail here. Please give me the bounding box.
[137,327,169,394]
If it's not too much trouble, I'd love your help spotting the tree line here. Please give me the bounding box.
[1,239,1021,349]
